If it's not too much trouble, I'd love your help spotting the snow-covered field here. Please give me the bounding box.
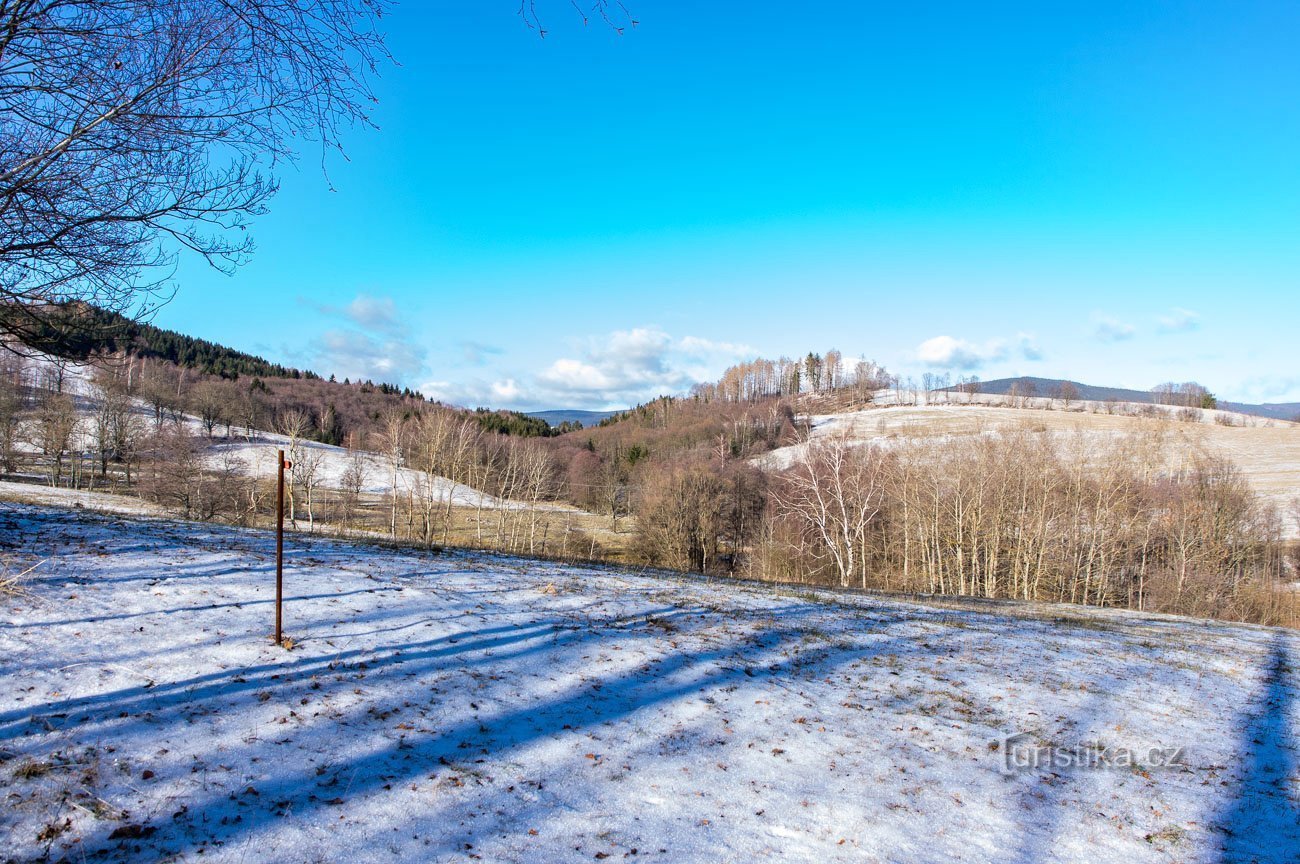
[2,502,1297,863]
[0,479,166,519]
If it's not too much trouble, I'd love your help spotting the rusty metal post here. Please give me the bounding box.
[275,448,285,646]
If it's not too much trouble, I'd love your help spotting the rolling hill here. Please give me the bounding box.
[525,408,624,427]
[976,376,1300,422]
[761,400,1299,537]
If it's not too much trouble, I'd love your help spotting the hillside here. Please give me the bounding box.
[6,345,1297,609]
[2,501,1298,863]
[978,376,1300,422]
[0,352,622,564]
[3,303,317,382]
[761,401,1300,537]
[1219,399,1300,423]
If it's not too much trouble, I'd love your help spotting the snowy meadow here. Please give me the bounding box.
[1,502,1297,863]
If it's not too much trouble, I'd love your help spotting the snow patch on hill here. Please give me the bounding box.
[206,434,504,507]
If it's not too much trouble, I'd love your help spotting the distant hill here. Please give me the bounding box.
[974,376,1300,422]
[526,409,623,427]
[1217,400,1300,422]
[7,302,317,381]
[976,377,1157,404]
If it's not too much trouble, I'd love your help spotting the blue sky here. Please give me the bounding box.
[160,1,1300,409]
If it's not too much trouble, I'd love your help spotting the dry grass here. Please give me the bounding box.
[0,555,44,596]
[302,497,640,563]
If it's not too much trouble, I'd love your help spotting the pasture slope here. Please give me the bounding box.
[2,501,1298,863]
[764,401,1300,536]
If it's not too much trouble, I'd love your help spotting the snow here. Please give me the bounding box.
[0,479,167,518]
[207,435,508,508]
[3,501,1298,862]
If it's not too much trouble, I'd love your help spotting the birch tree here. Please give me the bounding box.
[774,433,887,588]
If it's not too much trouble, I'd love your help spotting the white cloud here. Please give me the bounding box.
[419,378,492,406]
[1156,307,1200,333]
[461,341,504,365]
[420,377,523,409]
[1232,375,1300,404]
[305,292,407,335]
[300,292,428,386]
[536,327,687,400]
[453,326,751,410]
[299,309,762,409]
[417,327,744,410]
[491,379,523,401]
[538,358,616,392]
[343,294,403,334]
[914,331,1042,370]
[1092,315,1136,343]
[677,335,756,357]
[916,335,1009,370]
[1016,332,1044,361]
[311,329,425,385]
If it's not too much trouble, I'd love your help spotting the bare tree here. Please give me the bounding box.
[1151,381,1216,410]
[773,433,887,588]
[0,353,23,472]
[599,446,628,529]
[339,445,368,528]
[32,389,78,486]
[1289,498,1300,578]
[1008,379,1037,409]
[1,1,392,348]
[410,410,452,545]
[514,438,555,554]
[851,358,885,403]
[921,373,936,405]
[139,422,248,521]
[955,375,981,403]
[234,382,265,441]
[138,360,181,429]
[275,406,312,525]
[824,348,843,391]
[191,380,230,438]
[139,425,203,517]
[748,425,1291,625]
[293,445,326,532]
[375,406,408,539]
[90,366,141,483]
[0,387,19,473]
[1054,381,1080,409]
[405,409,479,545]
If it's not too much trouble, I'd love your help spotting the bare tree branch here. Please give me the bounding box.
[0,0,393,351]
[519,0,637,37]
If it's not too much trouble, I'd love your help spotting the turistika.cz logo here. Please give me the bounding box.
[995,732,1188,774]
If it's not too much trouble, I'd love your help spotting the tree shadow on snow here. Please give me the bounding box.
[6,589,920,862]
[1216,632,1300,864]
